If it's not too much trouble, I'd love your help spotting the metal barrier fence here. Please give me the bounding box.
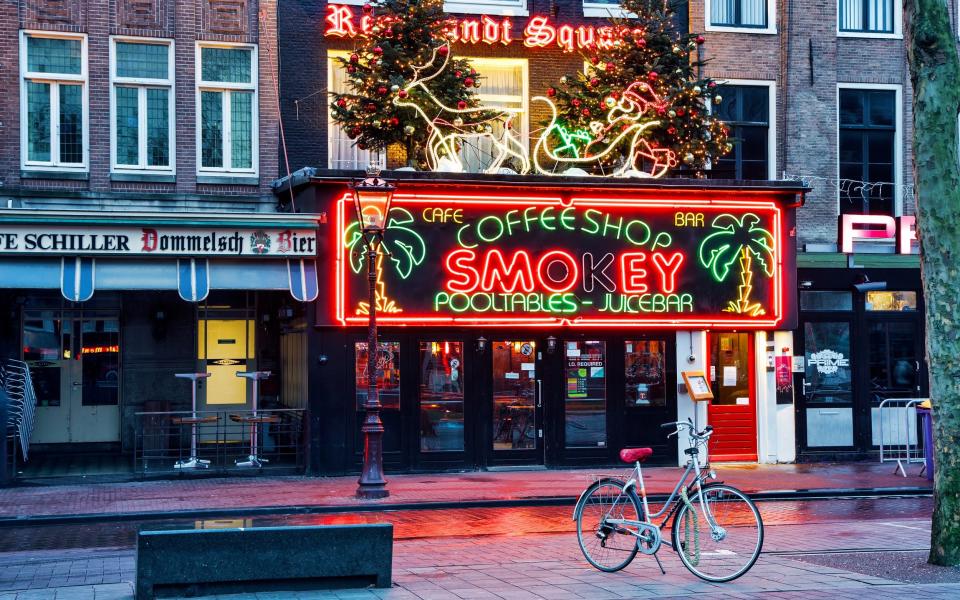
[877,397,926,477]
[134,408,306,474]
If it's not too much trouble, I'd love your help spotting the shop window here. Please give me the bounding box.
[802,322,853,404]
[624,340,666,408]
[708,0,769,28]
[712,84,771,180]
[196,43,258,176]
[459,58,527,174]
[111,38,174,174]
[355,341,401,410]
[839,88,899,215]
[327,51,384,170]
[868,322,918,399]
[419,341,464,452]
[800,291,853,311]
[564,340,607,448]
[865,291,917,312]
[20,32,88,172]
[839,0,898,35]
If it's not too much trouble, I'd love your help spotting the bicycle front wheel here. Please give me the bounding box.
[574,478,643,572]
[672,484,763,582]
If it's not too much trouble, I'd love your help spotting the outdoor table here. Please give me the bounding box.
[172,372,212,469]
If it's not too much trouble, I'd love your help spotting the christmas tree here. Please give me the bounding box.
[541,0,730,176]
[330,0,487,170]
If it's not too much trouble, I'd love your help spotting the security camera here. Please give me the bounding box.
[687,354,697,364]
[854,281,887,293]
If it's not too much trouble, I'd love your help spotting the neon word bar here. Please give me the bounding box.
[840,214,917,254]
[324,5,626,52]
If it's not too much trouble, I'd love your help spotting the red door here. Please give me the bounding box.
[707,332,758,462]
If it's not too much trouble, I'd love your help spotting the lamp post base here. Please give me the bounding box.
[356,483,390,499]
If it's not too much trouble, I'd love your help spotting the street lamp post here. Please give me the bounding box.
[352,166,395,499]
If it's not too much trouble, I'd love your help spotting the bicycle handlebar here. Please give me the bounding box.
[660,419,714,439]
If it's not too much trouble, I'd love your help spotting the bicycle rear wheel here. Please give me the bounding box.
[574,478,643,572]
[672,484,763,582]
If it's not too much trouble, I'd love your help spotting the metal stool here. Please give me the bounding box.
[173,372,213,469]
[232,371,273,468]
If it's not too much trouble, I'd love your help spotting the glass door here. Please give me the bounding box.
[490,340,542,464]
[24,311,70,444]
[865,318,924,450]
[798,320,855,451]
[563,340,607,450]
[621,338,676,462]
[417,341,466,457]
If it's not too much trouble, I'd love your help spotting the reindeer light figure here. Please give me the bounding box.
[393,45,531,174]
[534,80,678,178]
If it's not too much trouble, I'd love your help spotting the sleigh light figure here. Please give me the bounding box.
[534,81,678,178]
[393,45,531,174]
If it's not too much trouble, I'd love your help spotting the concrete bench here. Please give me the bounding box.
[136,523,393,599]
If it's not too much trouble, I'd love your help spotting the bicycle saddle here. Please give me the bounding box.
[619,447,653,463]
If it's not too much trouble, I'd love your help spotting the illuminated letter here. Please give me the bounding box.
[624,219,651,246]
[504,210,522,236]
[360,15,373,34]
[445,249,480,293]
[840,214,896,253]
[540,207,557,231]
[325,4,356,38]
[898,216,917,254]
[620,252,649,294]
[482,16,501,45]
[461,20,481,44]
[524,16,556,48]
[575,26,595,50]
[651,252,684,294]
[500,18,513,45]
[597,26,616,50]
[456,223,478,249]
[476,215,505,243]
[522,207,538,232]
[582,252,616,293]
[582,209,601,234]
[482,249,535,293]
[559,207,576,231]
[557,25,575,52]
[537,250,579,293]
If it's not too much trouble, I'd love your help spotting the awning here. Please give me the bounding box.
[0,258,319,303]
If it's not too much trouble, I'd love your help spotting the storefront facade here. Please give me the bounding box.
[290,174,804,474]
[0,211,319,470]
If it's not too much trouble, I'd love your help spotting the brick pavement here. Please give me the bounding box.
[0,462,930,521]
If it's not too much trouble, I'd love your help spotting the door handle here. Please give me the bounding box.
[536,379,542,408]
[72,382,82,386]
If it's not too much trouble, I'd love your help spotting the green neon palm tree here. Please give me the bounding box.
[697,213,775,316]
[345,207,427,315]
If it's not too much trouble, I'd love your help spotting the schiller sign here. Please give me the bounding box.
[335,192,793,328]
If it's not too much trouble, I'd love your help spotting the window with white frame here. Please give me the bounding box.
[583,0,632,18]
[20,32,87,171]
[459,58,526,174]
[197,44,258,175]
[712,85,771,180]
[111,38,174,174]
[709,0,768,28]
[443,1,528,17]
[327,51,383,170]
[839,0,896,34]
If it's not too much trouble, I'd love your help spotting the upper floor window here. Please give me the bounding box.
[111,38,174,175]
[459,58,527,174]
[839,87,899,216]
[197,44,258,176]
[709,0,768,29]
[327,51,384,170]
[712,84,772,180]
[443,0,528,17]
[20,32,88,172]
[583,0,632,18]
[839,0,897,35]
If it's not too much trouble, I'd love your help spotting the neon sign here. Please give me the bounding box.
[334,192,791,328]
[839,214,917,254]
[325,5,626,52]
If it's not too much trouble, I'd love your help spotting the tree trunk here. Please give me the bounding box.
[904,0,960,566]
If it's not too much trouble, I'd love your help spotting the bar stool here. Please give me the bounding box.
[172,372,214,470]
[230,371,278,468]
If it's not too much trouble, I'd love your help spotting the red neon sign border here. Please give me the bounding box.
[335,192,787,329]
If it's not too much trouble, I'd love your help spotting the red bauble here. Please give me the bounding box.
[347,65,356,74]
[457,100,467,109]
[676,108,685,117]
[362,3,373,13]
[464,77,474,87]
[696,35,706,45]
[605,62,615,72]
[438,46,449,56]
[373,46,384,55]
[637,38,647,47]
[366,103,377,112]
[590,56,600,65]
[648,71,659,81]
[336,98,347,108]
[581,108,590,117]
[398,90,408,99]
[470,69,477,76]
[455,70,462,78]
[377,86,388,96]
[657,107,666,116]
[667,127,676,135]
[350,53,359,63]
[708,81,717,88]
[572,98,581,107]
[546,87,556,97]
[390,117,400,126]
[590,78,599,87]
[358,142,367,150]
[349,127,361,138]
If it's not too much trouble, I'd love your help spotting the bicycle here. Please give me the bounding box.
[572,419,764,583]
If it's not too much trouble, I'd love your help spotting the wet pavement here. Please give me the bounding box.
[1,496,957,599]
[0,461,931,522]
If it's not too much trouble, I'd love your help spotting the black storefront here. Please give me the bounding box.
[287,173,804,475]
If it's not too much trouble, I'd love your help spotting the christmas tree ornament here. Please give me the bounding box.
[377,86,389,95]
[693,85,702,94]
[464,77,474,87]
[457,100,467,109]
[337,98,347,108]
[713,95,723,104]
[668,110,676,118]
[390,117,400,126]
[350,53,359,63]
[438,46,449,56]
[404,125,415,135]
[453,117,463,127]
[696,35,706,44]
[590,77,600,87]
[605,96,617,108]
[398,90,408,98]
[560,76,568,84]
[547,88,556,97]
[683,152,695,164]
[390,84,399,92]
[362,3,373,13]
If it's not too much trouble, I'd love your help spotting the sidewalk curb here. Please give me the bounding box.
[0,486,931,527]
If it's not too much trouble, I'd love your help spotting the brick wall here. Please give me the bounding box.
[1,0,279,206]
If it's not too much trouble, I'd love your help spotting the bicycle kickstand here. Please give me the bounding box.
[653,552,666,575]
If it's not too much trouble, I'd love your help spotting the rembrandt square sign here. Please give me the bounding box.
[327,186,800,330]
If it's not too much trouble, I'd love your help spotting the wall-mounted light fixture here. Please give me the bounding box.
[546,336,558,354]
[476,336,488,353]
